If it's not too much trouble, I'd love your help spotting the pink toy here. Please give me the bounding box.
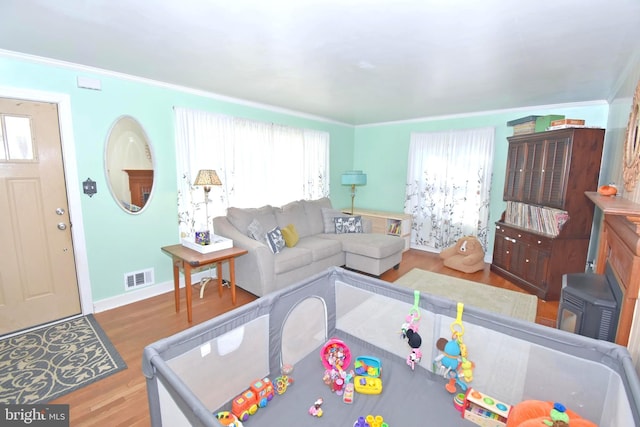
[401,291,422,370]
[320,338,351,371]
[308,398,324,417]
[407,348,422,370]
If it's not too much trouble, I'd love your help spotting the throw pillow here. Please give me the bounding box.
[334,216,363,234]
[321,207,346,233]
[303,197,333,235]
[266,226,286,254]
[247,218,265,242]
[275,201,310,238]
[281,223,300,247]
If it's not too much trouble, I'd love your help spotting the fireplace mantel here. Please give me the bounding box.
[586,191,640,346]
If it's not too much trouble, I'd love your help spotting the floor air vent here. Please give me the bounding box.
[125,268,154,290]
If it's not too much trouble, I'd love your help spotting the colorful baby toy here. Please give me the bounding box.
[274,363,294,395]
[354,414,389,427]
[401,290,422,370]
[308,397,324,417]
[433,302,475,393]
[321,338,354,395]
[321,338,351,372]
[354,356,382,394]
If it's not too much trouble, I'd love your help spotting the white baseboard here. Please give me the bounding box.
[93,270,215,313]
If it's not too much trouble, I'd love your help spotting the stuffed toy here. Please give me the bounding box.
[439,236,485,273]
[506,401,597,427]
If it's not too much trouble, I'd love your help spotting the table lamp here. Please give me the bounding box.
[193,169,222,243]
[341,170,367,214]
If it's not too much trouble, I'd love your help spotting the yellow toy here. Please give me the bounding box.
[433,303,475,393]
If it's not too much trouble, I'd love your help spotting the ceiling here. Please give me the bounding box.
[1,0,639,125]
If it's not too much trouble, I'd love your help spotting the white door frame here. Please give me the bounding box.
[0,85,93,314]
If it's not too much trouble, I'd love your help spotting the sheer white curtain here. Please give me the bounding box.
[405,127,495,253]
[175,107,329,238]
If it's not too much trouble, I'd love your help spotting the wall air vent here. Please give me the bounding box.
[125,268,154,290]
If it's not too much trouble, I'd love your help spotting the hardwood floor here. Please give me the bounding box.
[51,249,558,426]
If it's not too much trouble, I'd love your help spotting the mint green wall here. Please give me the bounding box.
[0,51,623,302]
[586,53,640,262]
[0,55,354,301]
[353,105,609,255]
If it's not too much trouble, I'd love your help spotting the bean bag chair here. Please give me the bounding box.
[439,236,485,273]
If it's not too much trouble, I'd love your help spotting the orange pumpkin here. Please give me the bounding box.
[598,185,617,196]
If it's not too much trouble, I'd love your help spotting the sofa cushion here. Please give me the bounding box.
[303,197,333,235]
[275,200,310,238]
[266,226,286,253]
[274,246,313,274]
[321,207,347,233]
[334,216,363,234]
[296,235,343,261]
[227,205,277,236]
[322,233,405,259]
[281,223,299,247]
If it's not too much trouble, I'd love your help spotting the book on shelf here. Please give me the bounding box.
[504,201,569,236]
[387,222,401,235]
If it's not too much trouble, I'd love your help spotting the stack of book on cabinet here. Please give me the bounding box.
[547,118,586,131]
[506,115,539,135]
[504,201,569,236]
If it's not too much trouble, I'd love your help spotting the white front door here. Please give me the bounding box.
[0,97,81,335]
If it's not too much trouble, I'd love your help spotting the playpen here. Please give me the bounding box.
[143,267,640,426]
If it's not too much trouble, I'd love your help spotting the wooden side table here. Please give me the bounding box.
[161,244,248,323]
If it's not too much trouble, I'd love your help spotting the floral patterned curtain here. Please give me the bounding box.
[174,107,329,239]
[405,127,495,255]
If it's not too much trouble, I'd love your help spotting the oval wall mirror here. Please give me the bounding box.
[624,79,640,191]
[104,115,154,214]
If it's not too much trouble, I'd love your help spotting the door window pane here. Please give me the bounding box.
[4,116,34,160]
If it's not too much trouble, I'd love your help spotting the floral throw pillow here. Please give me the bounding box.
[334,216,363,234]
[247,218,265,242]
[266,226,286,253]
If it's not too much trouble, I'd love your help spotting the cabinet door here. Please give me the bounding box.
[539,137,570,208]
[509,239,528,278]
[504,142,527,201]
[521,245,550,288]
[492,230,513,270]
[521,140,545,204]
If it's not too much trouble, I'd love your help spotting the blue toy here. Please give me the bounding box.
[432,303,475,393]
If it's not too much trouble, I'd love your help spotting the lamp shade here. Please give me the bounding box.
[193,169,222,187]
[341,170,367,186]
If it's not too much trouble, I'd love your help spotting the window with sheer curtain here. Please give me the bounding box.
[175,107,330,238]
[405,127,495,254]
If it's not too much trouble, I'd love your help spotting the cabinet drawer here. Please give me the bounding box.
[496,223,551,249]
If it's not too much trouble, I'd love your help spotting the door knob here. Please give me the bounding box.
[57,223,67,230]
[56,208,65,215]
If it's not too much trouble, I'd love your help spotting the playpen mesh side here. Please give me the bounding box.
[143,267,639,427]
[332,279,635,426]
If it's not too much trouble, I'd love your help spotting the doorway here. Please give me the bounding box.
[0,93,91,335]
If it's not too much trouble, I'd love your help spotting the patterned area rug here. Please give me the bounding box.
[0,314,126,404]
[394,268,538,322]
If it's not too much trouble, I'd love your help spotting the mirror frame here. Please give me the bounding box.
[104,115,155,214]
[624,79,640,192]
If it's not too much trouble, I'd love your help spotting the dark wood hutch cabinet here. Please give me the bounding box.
[124,169,154,209]
[491,128,604,300]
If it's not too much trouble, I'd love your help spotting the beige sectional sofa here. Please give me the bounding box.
[212,197,405,297]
